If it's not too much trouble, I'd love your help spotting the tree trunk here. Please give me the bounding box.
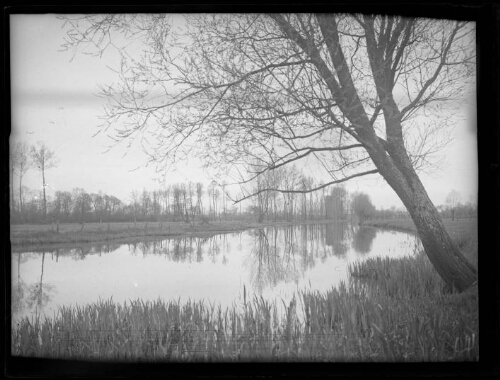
[19,175,24,221]
[401,182,477,291]
[368,138,477,292]
[42,168,47,219]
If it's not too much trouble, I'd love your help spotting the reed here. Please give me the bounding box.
[12,262,478,362]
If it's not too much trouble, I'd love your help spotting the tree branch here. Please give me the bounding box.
[234,168,379,204]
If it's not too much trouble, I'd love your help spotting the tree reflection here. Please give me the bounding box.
[145,236,228,263]
[323,222,350,257]
[352,227,377,254]
[14,242,123,261]
[24,252,56,313]
[11,253,29,317]
[246,228,300,294]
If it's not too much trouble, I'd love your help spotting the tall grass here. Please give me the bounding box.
[348,253,478,360]
[12,251,478,362]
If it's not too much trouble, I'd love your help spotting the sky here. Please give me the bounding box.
[9,14,478,209]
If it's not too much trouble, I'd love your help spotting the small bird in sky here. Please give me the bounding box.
[49,121,55,124]
[57,107,64,110]
[26,131,34,134]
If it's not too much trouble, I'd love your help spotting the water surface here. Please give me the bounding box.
[11,223,421,324]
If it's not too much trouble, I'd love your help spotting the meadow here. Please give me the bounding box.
[11,219,478,362]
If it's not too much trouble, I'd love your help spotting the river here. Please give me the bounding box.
[11,222,421,325]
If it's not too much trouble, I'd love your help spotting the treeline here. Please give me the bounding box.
[10,181,475,225]
[10,182,351,225]
[10,141,476,224]
[11,183,217,225]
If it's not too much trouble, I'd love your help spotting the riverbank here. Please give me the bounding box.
[363,218,478,267]
[10,219,338,249]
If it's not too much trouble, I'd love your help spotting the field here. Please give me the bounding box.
[11,218,478,362]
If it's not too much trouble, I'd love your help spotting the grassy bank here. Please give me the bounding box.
[12,252,478,362]
[10,220,332,249]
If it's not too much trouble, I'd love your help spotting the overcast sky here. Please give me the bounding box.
[10,14,478,209]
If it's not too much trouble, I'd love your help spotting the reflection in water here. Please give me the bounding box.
[12,223,420,325]
[352,226,377,254]
[12,253,28,317]
[323,222,351,257]
[245,223,356,294]
[13,252,56,320]
[246,228,300,294]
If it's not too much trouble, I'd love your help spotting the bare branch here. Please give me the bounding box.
[234,168,379,204]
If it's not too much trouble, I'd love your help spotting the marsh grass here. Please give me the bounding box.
[12,252,478,362]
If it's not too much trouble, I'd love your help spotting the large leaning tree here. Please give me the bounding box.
[60,13,477,291]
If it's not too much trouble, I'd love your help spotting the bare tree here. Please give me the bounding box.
[90,192,105,223]
[54,190,73,222]
[130,190,140,224]
[196,182,204,216]
[30,142,58,220]
[446,189,462,221]
[11,142,32,219]
[72,188,91,227]
[61,13,477,290]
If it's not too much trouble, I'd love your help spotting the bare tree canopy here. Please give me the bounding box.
[60,13,477,291]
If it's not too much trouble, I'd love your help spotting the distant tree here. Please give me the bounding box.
[30,142,58,220]
[196,182,204,216]
[213,187,221,221]
[11,142,32,220]
[282,166,300,221]
[58,191,73,222]
[466,200,477,221]
[104,194,121,226]
[72,188,92,225]
[252,174,270,223]
[152,190,161,221]
[130,190,140,224]
[90,193,105,223]
[141,188,152,219]
[351,192,376,224]
[445,190,462,221]
[172,184,182,221]
[163,185,171,217]
[329,186,349,220]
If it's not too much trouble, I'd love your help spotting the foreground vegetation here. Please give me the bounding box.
[12,252,478,361]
